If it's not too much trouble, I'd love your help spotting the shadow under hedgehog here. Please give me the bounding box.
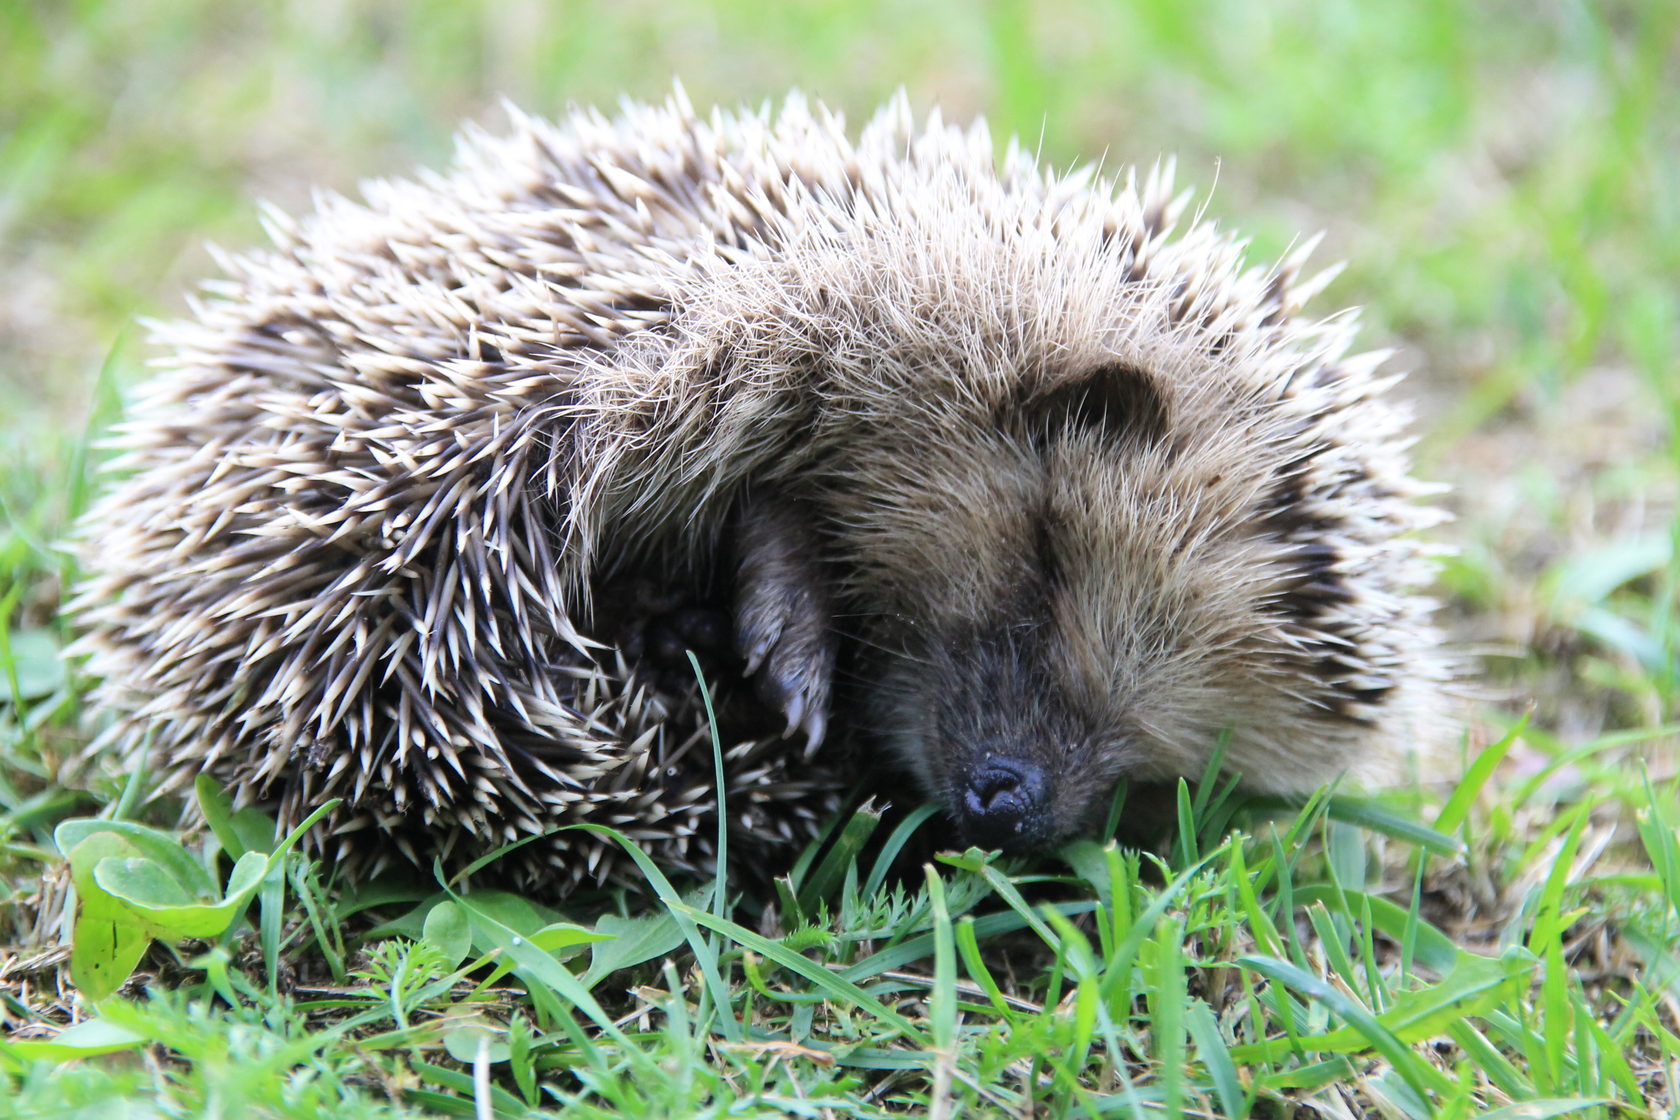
[69,89,1447,894]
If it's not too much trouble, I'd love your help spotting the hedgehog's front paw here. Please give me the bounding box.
[734,492,835,751]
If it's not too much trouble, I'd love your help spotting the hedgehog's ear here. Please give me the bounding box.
[1025,364,1168,449]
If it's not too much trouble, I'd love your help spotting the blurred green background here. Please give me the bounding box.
[2,0,1677,742]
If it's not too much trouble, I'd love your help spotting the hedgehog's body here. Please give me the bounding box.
[72,92,1444,891]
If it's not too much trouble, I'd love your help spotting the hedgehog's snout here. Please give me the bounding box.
[955,758,1052,852]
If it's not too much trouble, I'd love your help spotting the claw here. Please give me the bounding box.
[742,629,775,675]
[783,691,806,739]
[801,707,826,754]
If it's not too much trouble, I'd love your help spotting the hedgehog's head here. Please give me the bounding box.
[817,359,1209,853]
[650,143,1430,858]
[718,320,1377,854]
[777,341,1373,854]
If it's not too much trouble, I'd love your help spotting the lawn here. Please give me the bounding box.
[2,1,1677,1116]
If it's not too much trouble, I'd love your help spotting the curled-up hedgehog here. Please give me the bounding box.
[70,89,1446,893]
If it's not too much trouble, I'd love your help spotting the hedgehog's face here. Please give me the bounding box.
[872,617,1132,853]
[821,362,1249,853]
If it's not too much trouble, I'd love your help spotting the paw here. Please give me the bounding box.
[734,492,835,751]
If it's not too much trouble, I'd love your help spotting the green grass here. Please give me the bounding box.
[3,0,1678,1116]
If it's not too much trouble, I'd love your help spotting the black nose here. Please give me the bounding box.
[958,760,1047,851]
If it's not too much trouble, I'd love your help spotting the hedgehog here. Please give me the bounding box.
[69,89,1445,894]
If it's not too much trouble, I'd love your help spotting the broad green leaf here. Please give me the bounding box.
[90,847,271,939]
[63,832,156,1000]
[366,887,563,944]
[67,913,154,1004]
[58,801,339,997]
[196,774,276,857]
[526,922,611,956]
[441,1021,512,1065]
[55,819,216,898]
[454,889,561,945]
[225,850,270,897]
[581,908,686,990]
[93,857,197,907]
[1,628,66,701]
[423,901,472,969]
